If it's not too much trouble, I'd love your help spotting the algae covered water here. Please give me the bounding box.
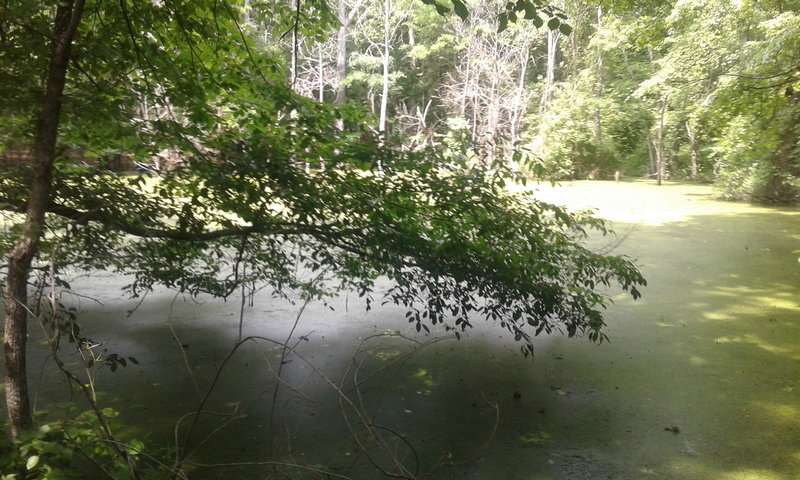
[13,181,800,479]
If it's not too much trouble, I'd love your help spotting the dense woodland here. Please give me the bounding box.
[270,0,799,202]
[0,0,797,478]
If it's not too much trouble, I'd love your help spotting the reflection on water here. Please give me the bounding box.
[14,181,800,479]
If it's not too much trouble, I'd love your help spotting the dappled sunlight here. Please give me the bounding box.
[751,401,800,426]
[713,334,800,359]
[518,430,553,446]
[717,469,788,480]
[411,368,439,388]
[687,356,708,366]
[695,283,800,328]
[703,311,736,321]
[667,460,788,480]
[708,286,799,308]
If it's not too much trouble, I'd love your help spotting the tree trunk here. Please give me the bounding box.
[769,91,800,201]
[407,22,416,69]
[647,132,655,175]
[539,28,559,113]
[318,44,325,102]
[594,5,603,175]
[335,0,348,107]
[655,97,668,186]
[686,120,698,179]
[334,0,365,130]
[3,0,85,438]
[378,0,391,133]
[510,44,529,144]
[290,0,299,89]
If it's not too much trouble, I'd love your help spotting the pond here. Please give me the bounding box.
[14,180,800,479]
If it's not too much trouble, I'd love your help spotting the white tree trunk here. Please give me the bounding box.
[378,0,391,133]
[540,29,559,113]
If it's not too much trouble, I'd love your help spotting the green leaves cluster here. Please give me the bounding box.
[497,0,571,34]
[0,408,145,480]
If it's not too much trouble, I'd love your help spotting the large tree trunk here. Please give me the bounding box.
[3,0,85,437]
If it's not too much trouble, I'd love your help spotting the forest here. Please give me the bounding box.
[0,0,798,478]
[277,0,799,202]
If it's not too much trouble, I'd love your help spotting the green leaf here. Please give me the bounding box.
[498,13,509,32]
[451,0,468,20]
[26,455,39,470]
[523,2,536,20]
[421,0,451,16]
[547,17,560,30]
[558,22,573,35]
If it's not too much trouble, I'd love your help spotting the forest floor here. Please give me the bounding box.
[19,179,800,480]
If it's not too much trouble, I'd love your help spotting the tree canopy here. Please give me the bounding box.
[0,0,645,448]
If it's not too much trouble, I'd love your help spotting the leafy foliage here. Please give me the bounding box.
[2,137,645,354]
[0,408,146,480]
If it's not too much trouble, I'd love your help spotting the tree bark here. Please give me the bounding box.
[3,0,85,437]
[655,96,668,186]
[769,91,800,201]
[510,44,530,144]
[335,0,348,107]
[594,5,603,175]
[539,28,559,113]
[686,120,698,179]
[378,0,391,133]
[334,0,365,130]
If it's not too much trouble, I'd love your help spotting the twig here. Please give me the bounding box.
[167,321,201,397]
[366,423,420,477]
[184,460,353,479]
[268,295,312,449]
[28,247,142,479]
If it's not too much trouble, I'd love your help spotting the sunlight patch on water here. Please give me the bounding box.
[751,401,800,425]
[518,430,552,446]
[713,334,800,359]
[688,356,708,366]
[703,311,735,321]
[700,290,800,323]
[411,368,438,388]
[668,459,786,480]
[720,469,787,480]
[524,180,800,227]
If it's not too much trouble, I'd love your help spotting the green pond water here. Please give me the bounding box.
[9,180,800,479]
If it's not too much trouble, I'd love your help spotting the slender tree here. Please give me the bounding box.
[3,0,86,437]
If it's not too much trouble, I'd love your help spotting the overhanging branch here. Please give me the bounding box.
[0,195,365,243]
